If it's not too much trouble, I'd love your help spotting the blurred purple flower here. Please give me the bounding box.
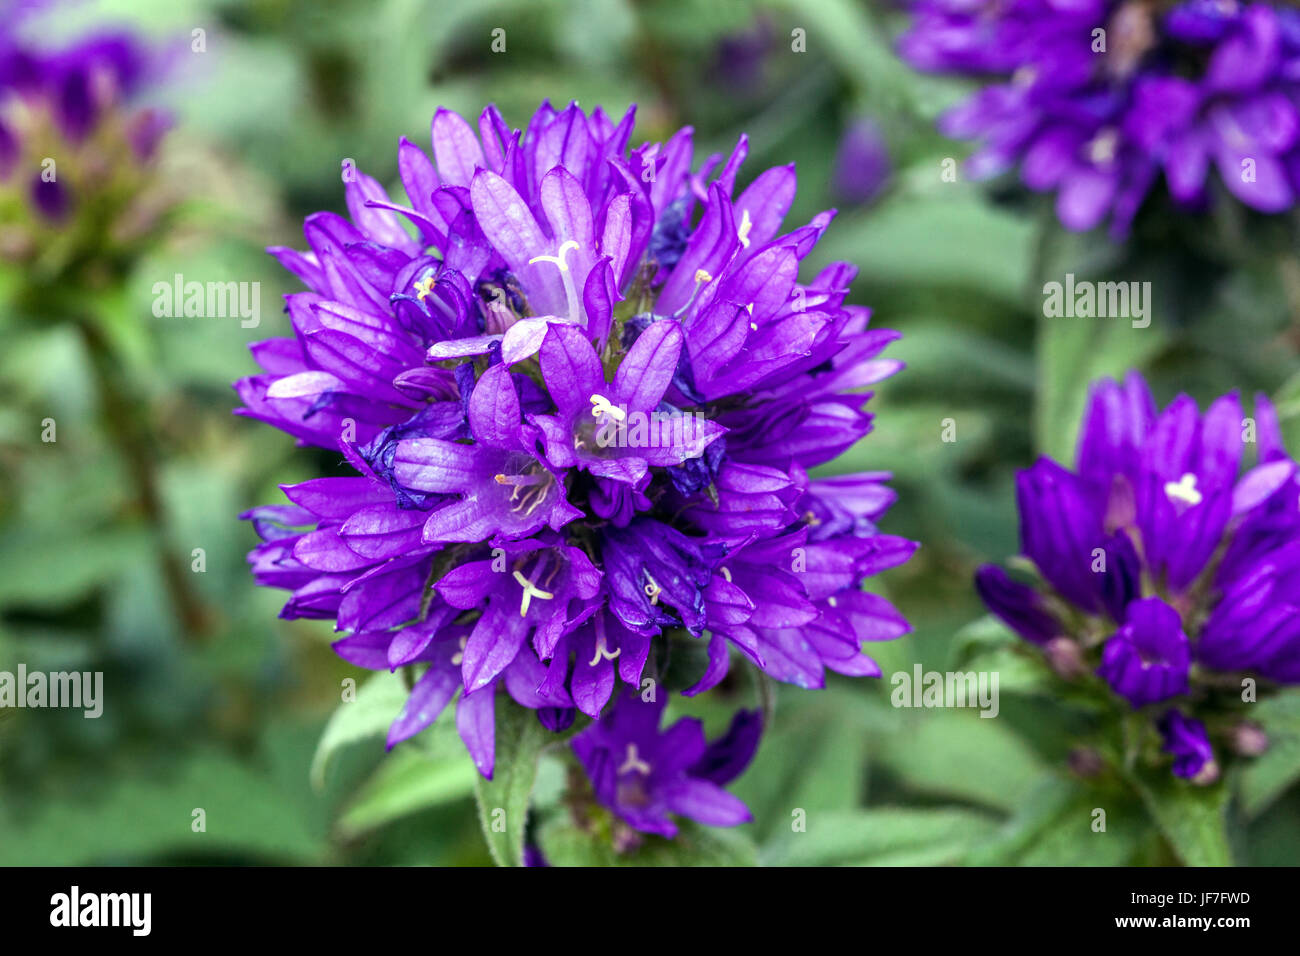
[833,119,890,205]
[977,370,1300,779]
[712,17,773,92]
[899,0,1300,236]
[0,6,169,225]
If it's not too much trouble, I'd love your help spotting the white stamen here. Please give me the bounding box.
[1164,472,1203,507]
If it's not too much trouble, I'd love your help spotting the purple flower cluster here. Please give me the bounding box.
[900,1,1300,236]
[977,370,1300,783]
[236,101,913,836]
[0,4,167,223]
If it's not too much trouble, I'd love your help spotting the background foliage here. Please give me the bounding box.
[2,0,1298,866]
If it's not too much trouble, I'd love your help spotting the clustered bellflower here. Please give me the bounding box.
[977,371,1300,783]
[236,101,914,838]
[0,4,168,243]
[899,1,1300,236]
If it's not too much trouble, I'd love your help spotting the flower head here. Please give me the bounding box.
[977,369,1298,779]
[236,101,913,831]
[899,0,1300,235]
[239,100,915,827]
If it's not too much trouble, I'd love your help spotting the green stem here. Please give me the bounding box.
[77,319,211,641]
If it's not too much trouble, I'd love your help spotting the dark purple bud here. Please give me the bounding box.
[974,564,1060,645]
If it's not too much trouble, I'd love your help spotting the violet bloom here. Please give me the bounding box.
[572,691,759,838]
[899,1,1300,236]
[236,102,913,816]
[977,370,1299,779]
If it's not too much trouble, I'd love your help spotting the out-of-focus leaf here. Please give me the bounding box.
[538,816,758,867]
[969,775,1141,866]
[891,320,1037,393]
[875,707,1047,812]
[1128,770,1233,867]
[1035,305,1167,462]
[730,688,895,839]
[0,528,151,609]
[950,615,1050,695]
[815,188,1036,306]
[0,748,323,865]
[761,807,997,866]
[1238,690,1300,819]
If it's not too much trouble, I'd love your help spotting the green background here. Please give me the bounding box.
[2,0,1298,866]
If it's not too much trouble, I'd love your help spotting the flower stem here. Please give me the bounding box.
[77,318,211,641]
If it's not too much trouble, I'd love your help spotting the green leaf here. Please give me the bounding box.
[815,189,1036,307]
[1238,689,1300,819]
[309,671,409,789]
[949,614,1018,663]
[950,616,1051,695]
[538,816,758,867]
[0,748,323,865]
[474,697,549,867]
[0,528,151,609]
[761,808,997,866]
[337,746,476,838]
[1128,771,1233,867]
[969,775,1141,866]
[874,708,1047,812]
[1035,301,1167,462]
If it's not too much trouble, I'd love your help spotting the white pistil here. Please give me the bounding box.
[1087,128,1118,166]
[643,571,662,605]
[737,208,753,248]
[528,239,582,324]
[450,635,467,666]
[588,634,622,667]
[512,569,555,617]
[618,743,652,776]
[1164,472,1203,508]
[1012,65,1037,87]
[720,566,732,583]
